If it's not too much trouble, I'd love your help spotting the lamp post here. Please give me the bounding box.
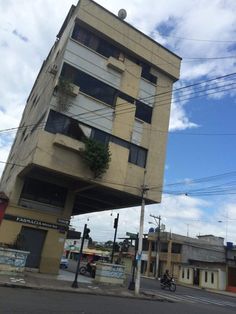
[149,215,161,279]
[218,219,228,243]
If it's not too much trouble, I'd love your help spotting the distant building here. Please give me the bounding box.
[0,0,181,274]
[146,232,227,290]
[226,242,236,292]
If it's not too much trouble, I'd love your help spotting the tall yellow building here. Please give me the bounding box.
[0,0,181,274]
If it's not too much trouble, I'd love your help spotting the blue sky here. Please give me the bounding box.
[0,0,236,243]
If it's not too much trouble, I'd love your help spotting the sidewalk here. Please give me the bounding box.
[0,270,235,300]
[0,270,162,301]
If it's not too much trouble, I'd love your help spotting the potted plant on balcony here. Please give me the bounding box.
[56,78,78,112]
[82,139,111,178]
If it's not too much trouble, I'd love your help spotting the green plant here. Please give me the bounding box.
[56,78,73,112]
[82,139,111,178]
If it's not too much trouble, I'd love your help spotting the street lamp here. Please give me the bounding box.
[218,220,228,243]
[148,217,161,279]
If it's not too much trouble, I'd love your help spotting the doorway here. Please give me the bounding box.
[20,226,47,268]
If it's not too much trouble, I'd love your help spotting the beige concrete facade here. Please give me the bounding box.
[0,0,181,274]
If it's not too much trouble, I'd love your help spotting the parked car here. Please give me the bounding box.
[60,257,69,269]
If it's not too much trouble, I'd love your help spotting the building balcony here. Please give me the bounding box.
[159,252,181,263]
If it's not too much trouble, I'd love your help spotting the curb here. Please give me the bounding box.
[0,281,168,302]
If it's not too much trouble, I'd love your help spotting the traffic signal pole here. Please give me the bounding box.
[72,223,89,288]
[111,213,119,263]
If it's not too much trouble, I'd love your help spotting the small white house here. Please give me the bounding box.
[200,269,226,290]
[179,266,226,291]
[179,266,194,285]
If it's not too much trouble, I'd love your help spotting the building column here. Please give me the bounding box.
[166,239,172,271]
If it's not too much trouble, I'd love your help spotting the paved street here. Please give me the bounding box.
[140,276,236,308]
[0,286,235,314]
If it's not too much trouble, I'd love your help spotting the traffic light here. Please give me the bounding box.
[84,227,90,239]
[113,217,118,229]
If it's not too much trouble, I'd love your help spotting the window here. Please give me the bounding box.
[140,63,157,84]
[91,128,110,145]
[45,110,87,141]
[129,144,147,168]
[72,24,120,59]
[61,63,153,123]
[61,63,117,106]
[160,242,168,253]
[211,272,214,284]
[172,243,182,254]
[46,110,148,168]
[72,24,158,85]
[205,271,208,283]
[110,136,129,149]
[135,100,153,124]
[20,178,67,207]
[182,269,185,279]
[187,269,190,279]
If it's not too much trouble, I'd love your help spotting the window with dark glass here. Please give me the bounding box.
[20,178,67,207]
[172,243,182,254]
[60,63,153,123]
[72,24,158,85]
[91,128,110,145]
[160,242,168,253]
[141,63,157,84]
[45,110,86,141]
[129,144,147,168]
[135,100,153,124]
[205,271,208,282]
[72,24,120,59]
[46,110,147,168]
[61,63,117,106]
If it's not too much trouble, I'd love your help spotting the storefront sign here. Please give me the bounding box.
[3,214,68,231]
[57,218,70,226]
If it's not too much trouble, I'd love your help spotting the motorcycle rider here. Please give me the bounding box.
[163,269,171,284]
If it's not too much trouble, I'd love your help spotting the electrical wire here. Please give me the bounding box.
[1,71,236,137]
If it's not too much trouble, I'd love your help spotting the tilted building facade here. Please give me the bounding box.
[0,0,181,273]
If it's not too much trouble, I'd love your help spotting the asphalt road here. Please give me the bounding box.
[67,261,236,310]
[0,286,235,314]
[140,276,236,306]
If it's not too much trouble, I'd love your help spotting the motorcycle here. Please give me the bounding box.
[160,277,176,292]
[79,262,96,278]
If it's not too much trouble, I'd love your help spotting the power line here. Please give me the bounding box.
[157,32,236,43]
[1,71,236,137]
[1,156,236,197]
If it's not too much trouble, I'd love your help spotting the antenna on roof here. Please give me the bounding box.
[118,9,127,20]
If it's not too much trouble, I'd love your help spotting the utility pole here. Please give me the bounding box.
[135,183,149,295]
[111,213,119,264]
[150,214,161,279]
